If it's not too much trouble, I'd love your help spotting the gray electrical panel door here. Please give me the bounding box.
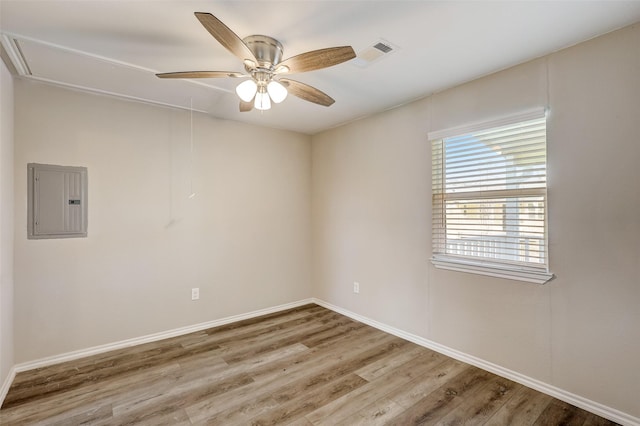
[28,163,88,239]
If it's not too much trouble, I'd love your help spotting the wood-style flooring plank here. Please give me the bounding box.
[0,362,183,424]
[435,375,519,425]
[354,344,432,381]
[185,333,399,424]
[533,399,590,426]
[0,304,619,426]
[382,365,494,424]
[334,396,406,426]
[247,324,385,384]
[33,403,113,426]
[584,412,623,426]
[246,373,368,426]
[306,348,445,425]
[385,357,470,409]
[484,384,554,426]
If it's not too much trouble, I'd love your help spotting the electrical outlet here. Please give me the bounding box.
[353,282,360,294]
[191,288,199,300]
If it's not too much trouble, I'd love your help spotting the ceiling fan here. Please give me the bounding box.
[156,12,356,112]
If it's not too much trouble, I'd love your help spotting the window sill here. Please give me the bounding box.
[431,256,554,284]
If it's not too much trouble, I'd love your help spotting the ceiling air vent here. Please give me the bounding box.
[352,39,399,68]
[373,42,393,53]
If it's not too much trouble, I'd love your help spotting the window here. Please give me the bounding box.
[430,110,553,284]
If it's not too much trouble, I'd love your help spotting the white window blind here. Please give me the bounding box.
[431,111,553,284]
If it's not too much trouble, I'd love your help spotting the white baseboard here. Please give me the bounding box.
[3,297,637,426]
[0,298,313,407]
[11,298,314,375]
[0,366,16,408]
[311,298,639,426]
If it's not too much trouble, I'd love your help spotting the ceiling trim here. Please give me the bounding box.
[0,43,18,76]
[1,31,235,95]
[1,35,30,75]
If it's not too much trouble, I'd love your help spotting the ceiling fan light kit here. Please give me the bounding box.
[254,88,271,111]
[236,79,257,102]
[267,81,287,103]
[156,12,356,112]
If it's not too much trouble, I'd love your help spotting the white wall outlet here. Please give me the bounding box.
[353,282,360,294]
[191,288,199,300]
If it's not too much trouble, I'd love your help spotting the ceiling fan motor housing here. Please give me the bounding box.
[243,35,284,70]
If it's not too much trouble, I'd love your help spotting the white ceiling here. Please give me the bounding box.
[2,1,639,135]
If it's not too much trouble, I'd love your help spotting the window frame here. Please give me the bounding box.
[429,109,554,284]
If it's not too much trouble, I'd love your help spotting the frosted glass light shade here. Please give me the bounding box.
[267,81,288,103]
[236,80,257,102]
[254,91,271,110]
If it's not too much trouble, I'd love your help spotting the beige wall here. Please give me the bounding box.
[0,57,15,388]
[312,23,640,418]
[13,80,312,362]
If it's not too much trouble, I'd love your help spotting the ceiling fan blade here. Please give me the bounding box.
[239,100,254,112]
[279,78,335,107]
[156,71,245,79]
[195,12,257,63]
[277,46,355,74]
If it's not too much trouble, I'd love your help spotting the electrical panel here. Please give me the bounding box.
[27,163,88,239]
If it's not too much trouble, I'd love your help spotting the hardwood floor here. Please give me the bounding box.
[0,304,618,425]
